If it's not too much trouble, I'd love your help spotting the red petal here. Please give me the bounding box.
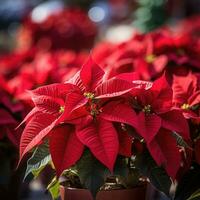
[148,129,181,179]
[153,55,168,73]
[49,124,84,176]
[95,78,134,99]
[189,91,200,106]
[132,80,152,90]
[6,126,22,147]
[118,129,133,157]
[33,95,63,116]
[134,58,151,80]
[16,107,42,130]
[137,112,161,143]
[148,139,166,166]
[60,92,88,121]
[100,101,138,128]
[160,110,190,140]
[114,72,140,82]
[80,56,104,91]
[0,109,16,125]
[151,73,173,113]
[31,83,79,99]
[172,73,198,106]
[19,113,57,162]
[76,119,119,171]
[67,71,85,91]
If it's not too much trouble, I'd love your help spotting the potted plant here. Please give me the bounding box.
[0,84,26,200]
[18,52,195,200]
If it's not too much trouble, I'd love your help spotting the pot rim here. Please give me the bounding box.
[60,183,147,192]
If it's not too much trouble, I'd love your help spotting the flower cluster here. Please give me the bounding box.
[0,83,23,147]
[19,54,197,181]
[16,8,97,52]
[0,50,88,102]
[0,8,96,156]
[0,12,200,198]
[93,28,200,81]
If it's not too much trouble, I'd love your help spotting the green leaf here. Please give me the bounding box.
[24,141,51,180]
[47,176,60,200]
[75,149,110,197]
[187,189,200,200]
[133,150,172,197]
[172,131,192,149]
[113,156,129,178]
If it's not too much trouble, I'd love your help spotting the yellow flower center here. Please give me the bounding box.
[145,54,156,63]
[59,106,65,113]
[142,104,151,114]
[181,103,190,110]
[84,92,95,99]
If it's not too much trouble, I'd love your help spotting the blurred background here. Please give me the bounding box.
[0,0,200,199]
[1,0,200,53]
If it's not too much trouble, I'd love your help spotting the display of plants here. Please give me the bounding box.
[0,4,200,200]
[18,23,200,199]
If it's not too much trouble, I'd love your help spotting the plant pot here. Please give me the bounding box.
[60,184,147,200]
[96,185,147,200]
[60,186,93,200]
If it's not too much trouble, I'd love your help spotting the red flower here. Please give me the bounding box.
[172,72,200,122]
[130,74,190,178]
[133,34,168,80]
[154,33,200,70]
[19,83,85,161]
[16,9,97,52]
[0,89,23,147]
[3,50,88,105]
[68,64,190,178]
[93,32,169,81]
[49,123,84,176]
[19,57,137,176]
[54,57,138,173]
[65,66,191,178]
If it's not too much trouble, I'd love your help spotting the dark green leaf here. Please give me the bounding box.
[75,149,110,197]
[24,141,51,180]
[175,163,200,200]
[47,176,60,200]
[172,132,192,149]
[133,150,172,197]
[187,188,200,200]
[113,156,129,178]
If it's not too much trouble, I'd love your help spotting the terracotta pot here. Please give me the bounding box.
[60,184,147,200]
[60,186,93,200]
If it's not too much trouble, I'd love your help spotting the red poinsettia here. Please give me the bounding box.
[0,88,23,147]
[129,74,190,178]
[100,75,187,179]
[172,72,200,122]
[18,83,82,159]
[3,50,88,105]
[154,33,200,70]
[19,57,137,176]
[16,8,97,52]
[132,34,168,80]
